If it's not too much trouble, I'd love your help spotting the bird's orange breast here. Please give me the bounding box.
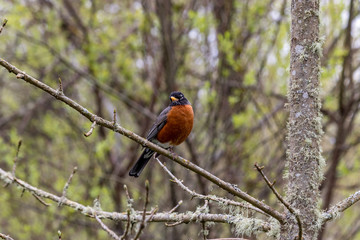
[157,105,194,145]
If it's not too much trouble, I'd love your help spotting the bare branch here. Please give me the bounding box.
[0,232,14,240]
[32,193,51,207]
[120,185,133,239]
[84,121,97,137]
[0,58,285,223]
[120,208,131,240]
[94,213,121,240]
[57,77,63,94]
[1,167,271,227]
[254,163,302,240]
[59,166,78,206]
[113,109,117,127]
[0,19,8,35]
[133,180,150,240]
[12,140,22,177]
[322,190,360,223]
[202,221,207,240]
[168,200,183,213]
[156,157,268,216]
[123,184,131,202]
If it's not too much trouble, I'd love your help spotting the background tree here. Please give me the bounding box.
[0,0,360,239]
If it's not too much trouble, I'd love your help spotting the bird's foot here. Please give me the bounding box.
[167,146,177,159]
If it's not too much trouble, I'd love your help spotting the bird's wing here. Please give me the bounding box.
[146,106,171,140]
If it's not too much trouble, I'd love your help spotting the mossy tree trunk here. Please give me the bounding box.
[282,0,324,239]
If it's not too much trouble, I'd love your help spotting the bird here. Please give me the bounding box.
[129,91,194,177]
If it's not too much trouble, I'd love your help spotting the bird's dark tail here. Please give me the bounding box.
[129,148,155,177]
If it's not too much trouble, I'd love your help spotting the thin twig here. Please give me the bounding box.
[62,166,77,197]
[32,193,51,207]
[120,209,131,240]
[0,19,8,34]
[165,221,184,227]
[124,184,131,201]
[156,157,267,216]
[121,184,133,239]
[147,208,158,221]
[12,140,22,177]
[168,200,183,213]
[59,166,78,206]
[323,189,360,223]
[58,77,63,94]
[113,109,117,130]
[254,163,302,240]
[0,58,285,223]
[84,121,97,137]
[198,200,210,239]
[202,221,207,240]
[0,232,14,240]
[133,180,150,240]
[94,212,121,240]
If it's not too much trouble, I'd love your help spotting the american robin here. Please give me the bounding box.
[129,91,194,177]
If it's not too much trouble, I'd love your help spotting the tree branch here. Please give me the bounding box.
[0,58,285,223]
[156,157,268,216]
[254,163,302,240]
[59,166,78,206]
[322,189,360,223]
[0,233,14,240]
[0,166,272,231]
[133,180,150,240]
[94,213,121,240]
[0,19,7,35]
[84,121,97,137]
[12,140,22,177]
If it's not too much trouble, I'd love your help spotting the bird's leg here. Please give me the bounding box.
[167,146,177,160]
[168,146,174,153]
[154,146,176,160]
[154,147,172,159]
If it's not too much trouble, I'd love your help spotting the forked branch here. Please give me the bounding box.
[255,163,302,240]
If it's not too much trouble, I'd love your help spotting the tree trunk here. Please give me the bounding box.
[283,0,323,239]
[156,0,177,92]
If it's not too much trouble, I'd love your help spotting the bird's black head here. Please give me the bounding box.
[169,91,191,106]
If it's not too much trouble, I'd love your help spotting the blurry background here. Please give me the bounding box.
[0,0,359,239]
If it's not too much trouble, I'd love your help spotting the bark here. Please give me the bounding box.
[283,0,323,239]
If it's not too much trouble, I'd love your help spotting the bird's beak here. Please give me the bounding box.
[171,96,179,102]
